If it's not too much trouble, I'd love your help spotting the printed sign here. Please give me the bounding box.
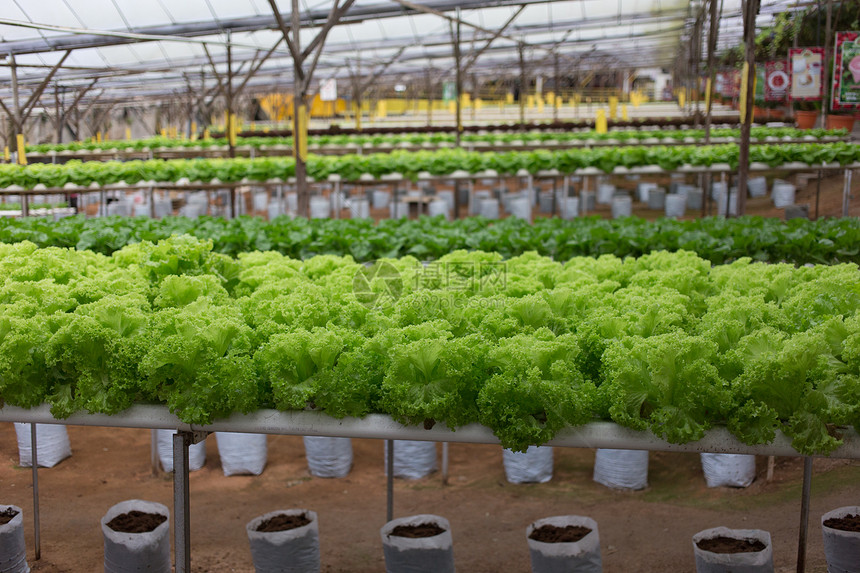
[320,78,337,102]
[789,47,824,100]
[765,60,789,101]
[833,32,860,109]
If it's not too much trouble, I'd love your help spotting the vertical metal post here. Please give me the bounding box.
[21,194,29,218]
[173,431,191,573]
[553,52,560,123]
[151,429,159,476]
[441,442,449,486]
[30,423,40,561]
[842,169,852,217]
[796,457,813,573]
[518,44,526,128]
[386,440,394,523]
[453,8,462,147]
[815,168,823,220]
[149,186,155,219]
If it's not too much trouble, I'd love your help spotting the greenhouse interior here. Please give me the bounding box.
[1,0,860,571]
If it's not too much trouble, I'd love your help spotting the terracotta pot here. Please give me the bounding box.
[825,114,855,131]
[795,110,819,130]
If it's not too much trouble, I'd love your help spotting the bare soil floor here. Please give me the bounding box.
[2,424,859,572]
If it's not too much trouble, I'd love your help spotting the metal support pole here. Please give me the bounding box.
[151,429,159,476]
[170,431,206,571]
[797,457,813,573]
[442,442,449,486]
[386,439,394,522]
[30,423,40,561]
[518,45,526,128]
[453,9,462,147]
[816,168,823,220]
[842,169,852,217]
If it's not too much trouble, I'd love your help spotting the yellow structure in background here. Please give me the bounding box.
[16,135,26,165]
[678,90,686,109]
[621,104,629,121]
[608,96,618,119]
[595,109,608,134]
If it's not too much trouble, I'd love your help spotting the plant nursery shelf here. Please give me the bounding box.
[2,404,858,459]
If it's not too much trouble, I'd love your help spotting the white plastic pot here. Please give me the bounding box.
[156,429,206,473]
[821,506,860,572]
[508,197,532,220]
[471,190,491,215]
[637,182,657,203]
[711,181,727,200]
[384,441,437,480]
[102,500,171,573]
[692,527,773,573]
[309,197,330,219]
[772,181,796,208]
[665,194,687,218]
[0,505,29,573]
[503,446,553,484]
[380,514,454,573]
[748,176,768,198]
[350,197,370,219]
[596,183,615,205]
[479,198,500,220]
[427,199,450,219]
[14,423,71,468]
[247,509,320,573]
[593,448,648,490]
[527,515,601,573]
[539,191,555,214]
[648,188,666,210]
[372,190,391,209]
[303,436,353,478]
[215,432,267,476]
[389,201,409,219]
[560,197,579,220]
[612,196,633,219]
[700,454,755,488]
[437,190,455,213]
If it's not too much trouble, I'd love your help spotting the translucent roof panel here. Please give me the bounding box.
[0,0,754,102]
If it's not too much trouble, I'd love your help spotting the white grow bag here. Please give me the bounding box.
[216,432,267,476]
[156,429,206,473]
[593,448,648,490]
[101,499,171,573]
[692,527,773,573]
[14,423,71,468]
[384,440,437,480]
[303,436,353,478]
[0,505,29,573]
[821,506,860,572]
[503,446,553,484]
[700,453,756,488]
[527,515,602,573]
[380,514,455,573]
[246,509,320,573]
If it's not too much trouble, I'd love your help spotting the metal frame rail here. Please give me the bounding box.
[3,405,859,572]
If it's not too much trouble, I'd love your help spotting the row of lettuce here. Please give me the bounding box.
[25,127,846,154]
[0,214,858,266]
[3,144,860,189]
[0,235,857,455]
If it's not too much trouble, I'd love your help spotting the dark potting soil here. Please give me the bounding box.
[696,536,766,554]
[389,523,446,538]
[824,514,860,532]
[106,511,167,533]
[256,513,311,533]
[0,507,19,525]
[529,525,592,543]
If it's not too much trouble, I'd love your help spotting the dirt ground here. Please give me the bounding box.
[2,424,860,572]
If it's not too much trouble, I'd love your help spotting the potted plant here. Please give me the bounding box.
[793,100,820,129]
[821,506,860,571]
[380,514,455,573]
[502,445,553,484]
[101,500,171,573]
[527,515,602,573]
[246,509,320,573]
[0,505,29,573]
[692,526,773,572]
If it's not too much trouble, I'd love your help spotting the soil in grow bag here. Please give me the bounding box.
[823,513,860,532]
[389,523,446,538]
[0,507,19,525]
[529,525,592,543]
[696,536,767,554]
[106,511,167,533]
[255,513,311,532]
